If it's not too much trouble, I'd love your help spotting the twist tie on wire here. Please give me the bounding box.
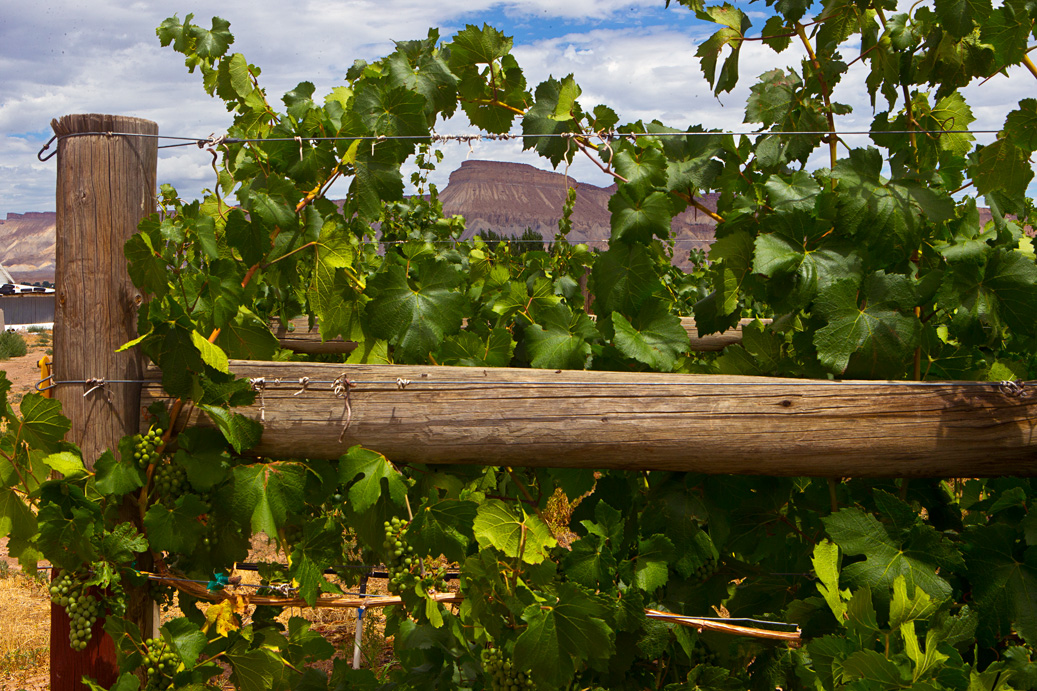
[998,380,1030,398]
[396,377,411,389]
[266,582,298,598]
[208,571,231,592]
[294,135,304,161]
[294,376,310,396]
[83,378,111,403]
[249,377,267,421]
[197,133,227,149]
[333,374,357,442]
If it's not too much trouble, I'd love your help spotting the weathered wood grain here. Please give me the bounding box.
[272,316,763,354]
[52,113,156,691]
[142,360,1037,477]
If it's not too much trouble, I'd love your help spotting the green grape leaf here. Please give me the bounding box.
[609,302,689,372]
[823,507,951,604]
[367,261,465,361]
[226,646,284,691]
[190,330,229,374]
[524,303,597,370]
[248,188,297,234]
[339,445,407,514]
[198,404,262,454]
[965,524,1037,645]
[447,23,512,69]
[813,539,850,623]
[813,273,920,378]
[608,186,672,244]
[473,499,556,564]
[592,242,662,315]
[18,394,71,452]
[161,618,208,669]
[82,673,140,691]
[216,53,253,101]
[439,328,515,367]
[0,487,36,543]
[227,461,307,539]
[936,0,992,37]
[1004,98,1037,151]
[349,147,405,221]
[889,574,939,628]
[353,80,427,137]
[562,534,616,589]
[407,498,477,563]
[41,451,86,479]
[745,69,799,127]
[613,145,668,195]
[514,583,614,688]
[225,209,267,267]
[144,494,208,554]
[696,4,751,94]
[215,307,279,361]
[938,247,1037,344]
[189,16,233,59]
[970,138,1034,199]
[523,75,582,166]
[764,170,821,213]
[124,229,169,298]
[841,649,906,686]
[633,534,675,592]
[94,447,145,496]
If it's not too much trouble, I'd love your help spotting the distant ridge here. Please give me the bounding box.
[0,212,56,284]
[439,160,718,266]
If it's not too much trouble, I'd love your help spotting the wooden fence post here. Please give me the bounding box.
[51,114,155,690]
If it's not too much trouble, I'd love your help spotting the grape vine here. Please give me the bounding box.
[0,2,1035,690]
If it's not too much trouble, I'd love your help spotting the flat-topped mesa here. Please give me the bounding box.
[439,159,719,264]
[0,211,57,284]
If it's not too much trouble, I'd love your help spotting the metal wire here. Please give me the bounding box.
[38,126,1001,159]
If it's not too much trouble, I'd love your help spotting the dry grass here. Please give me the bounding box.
[0,566,51,690]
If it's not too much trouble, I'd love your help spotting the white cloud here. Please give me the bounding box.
[2,0,1035,217]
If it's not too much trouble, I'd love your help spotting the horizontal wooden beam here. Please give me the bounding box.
[271,317,760,354]
[142,361,1037,477]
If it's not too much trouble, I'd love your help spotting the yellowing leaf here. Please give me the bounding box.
[204,596,246,636]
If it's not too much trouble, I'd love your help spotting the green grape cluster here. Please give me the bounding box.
[133,426,164,467]
[689,644,720,667]
[143,636,180,690]
[481,648,534,690]
[153,460,187,505]
[382,517,448,594]
[693,553,719,582]
[49,570,101,651]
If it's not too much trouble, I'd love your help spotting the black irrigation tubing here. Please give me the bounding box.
[38,127,1003,159]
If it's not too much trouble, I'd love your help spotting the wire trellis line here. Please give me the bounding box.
[144,565,802,641]
[37,373,1037,394]
[37,126,1001,159]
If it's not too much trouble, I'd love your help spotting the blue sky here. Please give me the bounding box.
[0,0,1030,217]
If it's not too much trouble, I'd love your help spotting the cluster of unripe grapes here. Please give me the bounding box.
[693,553,719,583]
[133,426,164,467]
[152,461,187,505]
[143,636,180,690]
[481,648,534,690]
[49,570,101,651]
[382,517,447,594]
[689,643,720,667]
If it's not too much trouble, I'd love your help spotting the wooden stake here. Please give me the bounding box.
[51,113,155,691]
